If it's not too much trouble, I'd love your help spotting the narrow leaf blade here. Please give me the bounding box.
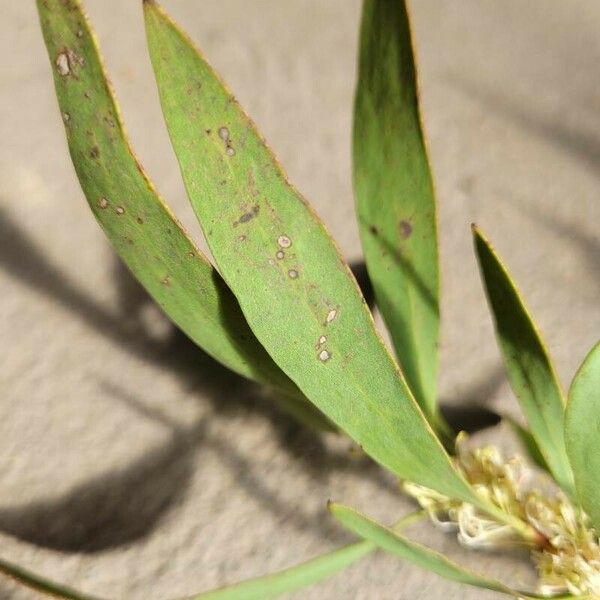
[565,341,600,532]
[0,556,103,600]
[36,0,330,430]
[143,1,478,503]
[329,504,536,598]
[190,511,425,600]
[473,226,575,496]
[190,543,373,600]
[353,0,446,435]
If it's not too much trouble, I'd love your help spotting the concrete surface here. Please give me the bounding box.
[1,0,599,598]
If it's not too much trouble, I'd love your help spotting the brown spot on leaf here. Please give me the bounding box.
[277,235,292,248]
[90,146,100,159]
[399,219,413,239]
[236,205,260,225]
[247,170,259,196]
[369,225,379,236]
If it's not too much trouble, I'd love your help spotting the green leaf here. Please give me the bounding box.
[473,226,575,497]
[505,417,550,474]
[0,517,427,600]
[353,0,448,437]
[35,0,331,431]
[0,556,104,600]
[328,503,541,599]
[143,0,479,505]
[189,512,425,600]
[565,341,600,532]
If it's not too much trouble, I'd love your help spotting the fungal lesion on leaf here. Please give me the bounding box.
[233,204,260,227]
[318,349,331,362]
[55,47,84,78]
[218,125,235,156]
[326,307,338,325]
[277,235,292,249]
[399,219,413,239]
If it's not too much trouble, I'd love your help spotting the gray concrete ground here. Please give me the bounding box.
[1,1,599,598]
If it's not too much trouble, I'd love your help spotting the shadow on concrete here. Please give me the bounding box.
[508,199,600,298]
[441,366,505,435]
[0,208,385,553]
[0,206,503,554]
[449,75,600,180]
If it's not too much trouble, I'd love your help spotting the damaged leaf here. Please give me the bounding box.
[36,0,330,430]
[353,0,447,438]
[143,0,479,504]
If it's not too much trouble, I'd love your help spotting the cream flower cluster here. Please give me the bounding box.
[402,436,600,597]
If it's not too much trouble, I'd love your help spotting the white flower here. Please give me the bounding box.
[402,435,600,597]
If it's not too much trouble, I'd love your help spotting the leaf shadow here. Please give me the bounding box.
[440,365,505,435]
[0,206,393,553]
[449,74,600,180]
[506,199,600,297]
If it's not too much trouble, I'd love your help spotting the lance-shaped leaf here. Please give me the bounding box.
[0,556,104,600]
[565,341,600,532]
[353,0,446,436]
[0,516,424,600]
[329,503,542,599]
[192,512,425,600]
[143,0,479,504]
[36,0,330,430]
[473,226,575,496]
